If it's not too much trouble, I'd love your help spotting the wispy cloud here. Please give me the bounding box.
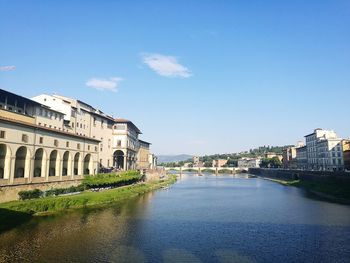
[141,53,192,78]
[86,77,123,92]
[0,65,16,71]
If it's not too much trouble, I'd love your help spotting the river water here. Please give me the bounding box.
[0,173,349,263]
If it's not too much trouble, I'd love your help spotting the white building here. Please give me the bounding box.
[305,128,337,170]
[238,158,261,168]
[112,119,141,170]
[317,138,344,171]
[32,94,116,169]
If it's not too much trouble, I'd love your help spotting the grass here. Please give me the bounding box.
[0,175,177,221]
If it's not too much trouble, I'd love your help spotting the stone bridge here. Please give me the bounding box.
[164,167,247,174]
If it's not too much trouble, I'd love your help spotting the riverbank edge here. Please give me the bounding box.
[260,177,350,205]
[0,175,177,231]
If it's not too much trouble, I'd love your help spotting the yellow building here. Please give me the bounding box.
[342,140,350,171]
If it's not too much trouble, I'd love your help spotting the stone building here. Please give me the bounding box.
[112,119,142,170]
[282,147,298,169]
[238,158,261,168]
[0,89,99,186]
[317,138,344,171]
[342,140,350,171]
[32,94,115,169]
[137,140,152,170]
[212,159,228,168]
[305,128,337,170]
[296,146,307,170]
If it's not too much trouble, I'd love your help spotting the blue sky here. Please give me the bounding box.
[1,0,350,155]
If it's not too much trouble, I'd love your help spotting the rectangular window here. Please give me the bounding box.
[77,143,81,150]
[39,137,43,144]
[66,141,69,147]
[22,134,28,143]
[95,146,98,152]
[88,145,90,151]
[117,140,121,146]
[0,130,5,139]
[116,124,126,130]
[54,140,59,147]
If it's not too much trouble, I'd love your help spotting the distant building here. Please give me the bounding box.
[342,140,350,171]
[282,146,298,169]
[212,159,228,168]
[265,152,283,161]
[193,156,204,167]
[317,138,344,171]
[296,146,307,170]
[305,128,337,170]
[238,158,261,168]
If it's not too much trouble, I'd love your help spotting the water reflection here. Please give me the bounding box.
[0,174,349,263]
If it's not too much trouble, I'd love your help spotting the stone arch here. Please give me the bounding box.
[113,150,125,169]
[62,151,71,176]
[83,154,93,175]
[0,144,11,179]
[73,152,81,175]
[49,150,60,176]
[14,146,30,178]
[33,148,47,177]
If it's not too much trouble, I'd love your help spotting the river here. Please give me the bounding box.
[0,173,349,262]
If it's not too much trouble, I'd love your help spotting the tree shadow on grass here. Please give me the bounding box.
[0,208,32,234]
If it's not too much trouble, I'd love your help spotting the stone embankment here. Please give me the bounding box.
[249,168,350,204]
[248,168,350,183]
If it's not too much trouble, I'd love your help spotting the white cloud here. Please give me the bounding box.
[142,53,192,78]
[0,65,16,71]
[86,77,123,92]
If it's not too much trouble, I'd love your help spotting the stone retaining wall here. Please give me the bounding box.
[248,168,350,184]
[0,179,83,203]
[144,168,167,182]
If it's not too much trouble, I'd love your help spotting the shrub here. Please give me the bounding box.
[18,189,43,200]
[83,170,142,189]
[44,184,86,197]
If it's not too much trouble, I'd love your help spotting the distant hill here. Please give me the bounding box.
[157,154,192,164]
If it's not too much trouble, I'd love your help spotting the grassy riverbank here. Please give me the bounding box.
[0,174,177,232]
[263,177,350,203]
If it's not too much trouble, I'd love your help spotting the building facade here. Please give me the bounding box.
[112,119,142,170]
[0,89,99,186]
[342,140,350,171]
[238,158,261,168]
[305,129,337,170]
[317,138,344,171]
[32,94,115,169]
[137,140,152,170]
[296,146,307,170]
[212,159,228,168]
[0,89,156,189]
